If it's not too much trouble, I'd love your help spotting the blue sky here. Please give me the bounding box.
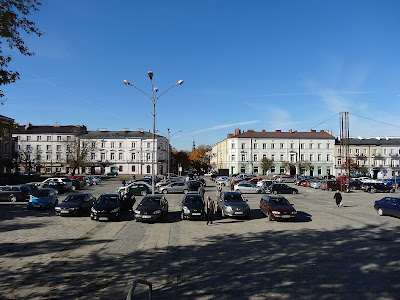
[1,0,400,150]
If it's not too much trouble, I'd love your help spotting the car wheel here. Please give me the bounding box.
[236,189,241,194]
[141,190,148,196]
[183,189,189,194]
[377,208,384,216]
[257,190,262,194]
[162,189,168,194]
[9,195,17,202]
[371,188,376,194]
[293,190,298,194]
[328,188,332,192]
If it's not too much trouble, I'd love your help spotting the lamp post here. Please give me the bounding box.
[124,73,183,195]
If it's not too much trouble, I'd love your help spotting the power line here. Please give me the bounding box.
[349,113,400,129]
[311,113,339,130]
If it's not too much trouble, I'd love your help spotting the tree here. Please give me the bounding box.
[281,161,294,174]
[14,140,36,174]
[189,147,210,174]
[298,161,312,175]
[0,0,42,101]
[261,157,274,175]
[65,138,98,175]
[171,150,190,174]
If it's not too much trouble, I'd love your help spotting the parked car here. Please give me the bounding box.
[188,180,202,192]
[125,183,151,196]
[349,179,363,190]
[70,179,81,190]
[274,175,296,183]
[249,177,264,185]
[217,191,250,219]
[180,194,205,220]
[91,194,121,221]
[0,185,31,202]
[55,193,96,216]
[134,195,169,222]
[374,197,400,218]
[42,178,72,190]
[266,183,298,195]
[362,183,394,193]
[260,195,297,221]
[234,182,264,194]
[105,172,118,177]
[320,180,342,191]
[27,189,58,210]
[42,181,67,193]
[159,182,189,194]
[88,175,101,185]
[216,176,231,186]
[68,175,87,187]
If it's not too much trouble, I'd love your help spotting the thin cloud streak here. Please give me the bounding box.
[259,91,376,97]
[178,120,261,137]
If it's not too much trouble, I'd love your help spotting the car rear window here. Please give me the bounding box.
[224,193,244,202]
[32,190,49,197]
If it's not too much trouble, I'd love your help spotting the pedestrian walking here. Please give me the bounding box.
[122,179,126,186]
[198,184,205,198]
[216,183,222,198]
[205,196,216,225]
[333,190,343,207]
[132,174,136,180]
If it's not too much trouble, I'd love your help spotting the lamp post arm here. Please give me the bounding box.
[156,83,180,100]
[125,83,153,101]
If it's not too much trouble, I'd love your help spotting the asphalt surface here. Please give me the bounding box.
[0,178,399,299]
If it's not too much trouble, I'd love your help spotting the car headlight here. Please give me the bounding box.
[134,210,140,214]
[182,206,190,214]
[272,211,281,215]
[224,206,233,213]
[110,207,120,213]
[153,210,162,214]
[91,207,97,213]
[291,211,297,214]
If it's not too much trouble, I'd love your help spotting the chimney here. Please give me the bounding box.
[123,128,129,132]
[53,122,60,127]
[320,130,324,133]
[234,128,241,136]
[247,129,255,132]
[227,134,233,138]
[276,130,281,132]
[289,129,292,133]
[25,123,31,130]
[100,128,108,132]
[262,129,266,132]
[311,129,316,132]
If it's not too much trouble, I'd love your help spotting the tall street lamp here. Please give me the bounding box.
[124,72,184,195]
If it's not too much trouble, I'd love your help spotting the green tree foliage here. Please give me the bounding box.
[281,161,294,173]
[0,0,42,101]
[298,161,312,174]
[261,157,274,174]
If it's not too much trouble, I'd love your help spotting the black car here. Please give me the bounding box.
[42,181,67,193]
[91,194,121,221]
[55,193,96,216]
[374,197,400,217]
[181,194,205,220]
[134,195,168,222]
[0,185,31,202]
[188,180,202,192]
[362,183,394,193]
[267,183,298,195]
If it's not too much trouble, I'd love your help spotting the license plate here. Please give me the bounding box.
[282,215,291,218]
[142,215,151,219]
[192,213,201,216]
[234,211,243,215]
[99,217,108,221]
[61,210,70,214]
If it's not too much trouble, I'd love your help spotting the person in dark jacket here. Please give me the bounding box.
[198,184,205,198]
[205,196,216,225]
[334,190,342,207]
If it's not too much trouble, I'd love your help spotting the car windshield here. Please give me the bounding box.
[97,195,118,205]
[32,190,49,198]
[224,193,244,202]
[184,196,203,205]
[64,195,86,202]
[0,186,11,191]
[269,197,291,206]
[140,198,161,206]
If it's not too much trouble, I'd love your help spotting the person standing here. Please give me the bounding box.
[205,196,216,225]
[334,190,343,207]
[216,183,222,198]
[198,184,205,198]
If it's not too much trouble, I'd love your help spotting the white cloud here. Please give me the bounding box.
[179,120,261,136]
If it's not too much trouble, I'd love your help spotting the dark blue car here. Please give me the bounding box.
[374,197,400,218]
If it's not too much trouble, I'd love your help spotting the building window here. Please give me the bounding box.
[280,143,284,149]
[253,143,258,149]
[373,149,377,155]
[56,145,61,151]
[17,136,21,141]
[349,149,352,154]
[327,143,330,149]
[37,136,42,141]
[338,158,342,165]
[263,154,267,159]
[356,149,360,155]
[147,142,151,148]
[253,154,258,162]
[46,155,51,160]
[46,167,51,173]
[47,136,51,141]
[91,153,96,160]
[231,154,235,161]
[131,153,136,160]
[318,154,321,161]
[241,143,245,149]
[271,154,275,161]
[111,142,115,148]
[119,153,123,160]
[56,154,61,160]
[67,136,71,141]
[309,154,313,161]
[111,153,115,160]
[119,166,123,172]
[131,142,136,148]
[290,143,294,149]
[131,166,136,172]
[327,154,331,161]
[36,155,41,161]
[271,143,275,149]
[290,154,295,162]
[146,153,151,161]
[364,149,367,154]
[119,142,123,148]
[280,154,284,161]
[317,166,322,175]
[263,143,267,149]
[91,142,96,148]
[146,165,151,173]
[26,145,31,151]
[46,145,51,151]
[101,153,106,161]
[384,149,387,155]
[36,145,41,150]
[57,136,61,141]
[300,154,305,161]
[300,143,304,149]
[231,143,235,149]
[280,167,284,174]
[101,142,106,148]
[309,143,313,149]
[56,167,61,172]
[241,154,246,162]
[317,143,321,149]
[253,167,259,174]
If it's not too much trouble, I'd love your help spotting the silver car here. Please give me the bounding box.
[217,191,250,219]
[159,182,189,194]
[234,182,264,194]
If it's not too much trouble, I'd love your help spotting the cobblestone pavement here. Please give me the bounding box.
[0,178,399,299]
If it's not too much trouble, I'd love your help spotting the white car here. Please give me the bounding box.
[216,177,231,186]
[42,178,73,190]
[234,182,264,194]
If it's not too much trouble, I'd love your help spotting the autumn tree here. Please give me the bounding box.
[65,138,98,175]
[189,147,210,174]
[261,157,274,175]
[0,0,42,101]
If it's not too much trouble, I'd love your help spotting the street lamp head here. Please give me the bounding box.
[178,130,182,133]
[177,80,184,85]
[123,80,131,86]
[148,71,153,80]
[154,87,158,93]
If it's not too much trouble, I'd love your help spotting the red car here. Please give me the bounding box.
[249,177,263,184]
[260,195,297,221]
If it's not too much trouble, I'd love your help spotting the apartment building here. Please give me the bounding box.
[211,129,335,177]
[0,115,16,175]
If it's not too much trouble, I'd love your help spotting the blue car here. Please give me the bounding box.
[27,188,58,210]
[374,197,400,218]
